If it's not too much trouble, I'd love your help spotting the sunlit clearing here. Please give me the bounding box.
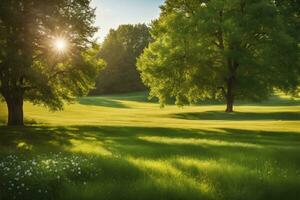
[54,37,68,52]
[138,136,261,148]
[65,139,112,156]
[175,158,246,174]
[128,157,214,195]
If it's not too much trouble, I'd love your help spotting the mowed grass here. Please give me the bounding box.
[0,92,300,200]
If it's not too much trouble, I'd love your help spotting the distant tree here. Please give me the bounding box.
[137,0,300,112]
[91,24,151,95]
[0,0,105,126]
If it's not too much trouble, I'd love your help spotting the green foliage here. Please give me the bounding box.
[137,0,300,109]
[91,24,151,95]
[0,0,104,111]
[27,43,105,111]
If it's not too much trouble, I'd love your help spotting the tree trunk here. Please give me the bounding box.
[225,86,234,112]
[4,93,24,126]
[225,66,236,113]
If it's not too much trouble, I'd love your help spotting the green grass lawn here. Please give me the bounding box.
[0,92,300,200]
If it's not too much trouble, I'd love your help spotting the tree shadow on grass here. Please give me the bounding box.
[90,91,161,104]
[1,125,300,163]
[78,97,130,108]
[95,91,300,107]
[0,125,300,200]
[104,92,154,103]
[171,111,300,121]
[97,91,300,107]
[243,96,300,107]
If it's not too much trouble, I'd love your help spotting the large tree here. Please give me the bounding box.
[0,0,104,126]
[137,0,300,112]
[91,24,151,95]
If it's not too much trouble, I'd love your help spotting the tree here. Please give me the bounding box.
[0,0,105,126]
[137,0,300,112]
[91,24,151,95]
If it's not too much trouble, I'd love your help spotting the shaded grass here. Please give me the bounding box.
[172,111,300,121]
[90,91,300,106]
[0,92,300,199]
[0,125,300,200]
[78,97,129,108]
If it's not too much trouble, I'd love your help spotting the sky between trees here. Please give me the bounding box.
[91,0,163,41]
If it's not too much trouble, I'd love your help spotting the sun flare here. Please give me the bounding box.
[54,37,67,52]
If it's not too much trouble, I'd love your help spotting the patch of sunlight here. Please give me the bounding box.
[84,136,98,141]
[138,136,262,149]
[16,142,32,150]
[128,157,182,177]
[48,140,60,146]
[127,157,215,196]
[66,139,112,156]
[174,157,247,175]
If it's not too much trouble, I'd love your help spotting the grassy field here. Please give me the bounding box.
[0,92,300,200]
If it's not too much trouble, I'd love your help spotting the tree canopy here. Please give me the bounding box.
[91,24,151,95]
[137,0,300,112]
[0,0,104,125]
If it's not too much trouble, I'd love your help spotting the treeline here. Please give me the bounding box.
[91,1,299,112]
[0,0,299,126]
[90,24,151,95]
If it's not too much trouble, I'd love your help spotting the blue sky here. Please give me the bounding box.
[91,0,164,42]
